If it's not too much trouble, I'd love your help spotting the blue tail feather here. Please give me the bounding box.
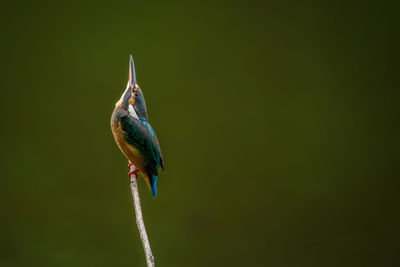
[149,175,157,197]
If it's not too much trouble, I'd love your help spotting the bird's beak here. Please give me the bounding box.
[115,55,136,108]
[129,54,136,88]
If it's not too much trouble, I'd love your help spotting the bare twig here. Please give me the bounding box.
[129,163,155,267]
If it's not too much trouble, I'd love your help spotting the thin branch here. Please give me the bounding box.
[129,163,155,267]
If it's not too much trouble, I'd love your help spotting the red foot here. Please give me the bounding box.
[128,169,140,177]
[128,162,140,177]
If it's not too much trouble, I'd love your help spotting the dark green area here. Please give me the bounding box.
[1,1,399,266]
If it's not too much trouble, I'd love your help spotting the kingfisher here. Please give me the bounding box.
[111,55,164,197]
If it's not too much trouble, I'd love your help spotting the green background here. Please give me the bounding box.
[1,1,399,266]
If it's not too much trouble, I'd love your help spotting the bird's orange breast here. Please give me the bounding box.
[111,120,146,171]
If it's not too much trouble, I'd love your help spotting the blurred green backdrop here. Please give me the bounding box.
[1,1,399,266]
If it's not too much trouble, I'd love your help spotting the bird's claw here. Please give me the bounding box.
[128,169,140,177]
[128,162,140,177]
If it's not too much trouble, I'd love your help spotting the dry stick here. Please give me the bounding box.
[129,163,155,267]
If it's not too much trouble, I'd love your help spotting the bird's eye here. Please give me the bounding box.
[133,91,139,97]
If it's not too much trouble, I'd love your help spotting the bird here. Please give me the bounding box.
[111,55,164,197]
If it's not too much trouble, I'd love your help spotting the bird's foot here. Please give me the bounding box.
[128,162,140,177]
[128,169,140,177]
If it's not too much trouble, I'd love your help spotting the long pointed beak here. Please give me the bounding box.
[129,54,136,87]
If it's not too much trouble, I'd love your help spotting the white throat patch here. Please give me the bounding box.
[128,104,139,119]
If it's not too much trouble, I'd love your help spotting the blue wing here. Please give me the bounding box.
[142,121,164,170]
[120,115,164,175]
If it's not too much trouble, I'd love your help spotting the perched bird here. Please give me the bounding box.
[111,55,164,197]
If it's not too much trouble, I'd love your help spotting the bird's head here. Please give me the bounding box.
[116,55,148,121]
